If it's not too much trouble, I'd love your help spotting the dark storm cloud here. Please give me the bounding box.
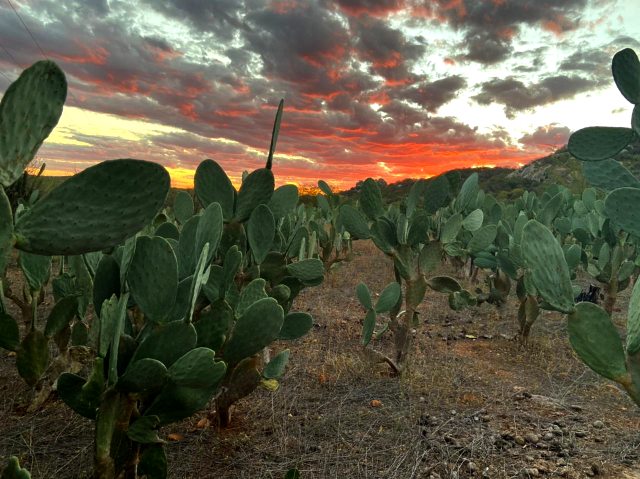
[395,75,467,112]
[430,0,592,65]
[243,3,352,95]
[140,0,247,40]
[463,32,512,65]
[474,75,598,118]
[350,15,425,83]
[560,48,610,75]
[519,124,571,150]
[333,0,405,16]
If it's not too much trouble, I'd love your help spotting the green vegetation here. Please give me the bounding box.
[3,45,640,478]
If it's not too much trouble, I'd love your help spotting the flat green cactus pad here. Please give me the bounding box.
[604,187,640,237]
[248,204,275,264]
[627,278,640,355]
[521,220,575,314]
[339,205,371,240]
[568,302,627,382]
[194,159,235,219]
[14,159,169,255]
[582,159,640,191]
[2,456,31,479]
[0,61,67,187]
[223,298,284,365]
[268,184,298,219]
[234,168,275,222]
[131,320,197,367]
[279,311,313,340]
[128,236,178,323]
[144,347,226,425]
[16,330,49,386]
[57,358,104,419]
[0,187,12,272]
[568,126,634,162]
[173,191,194,224]
[612,48,640,104]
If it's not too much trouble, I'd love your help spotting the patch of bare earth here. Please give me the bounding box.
[1,242,639,478]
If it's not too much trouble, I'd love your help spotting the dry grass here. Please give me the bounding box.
[1,241,640,478]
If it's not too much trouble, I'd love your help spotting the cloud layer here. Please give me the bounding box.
[0,0,636,188]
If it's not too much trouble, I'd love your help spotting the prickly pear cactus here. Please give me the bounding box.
[0,61,66,187]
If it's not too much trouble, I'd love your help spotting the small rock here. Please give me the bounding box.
[592,420,604,429]
[481,414,491,422]
[515,435,526,446]
[419,396,426,403]
[525,433,540,444]
[467,462,478,473]
[543,432,554,441]
[521,467,539,477]
[574,431,587,438]
[570,404,583,412]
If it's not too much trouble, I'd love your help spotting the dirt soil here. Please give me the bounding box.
[1,241,639,478]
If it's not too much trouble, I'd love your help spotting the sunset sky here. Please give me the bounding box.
[1,0,639,189]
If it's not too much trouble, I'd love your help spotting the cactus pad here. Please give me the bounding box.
[128,236,178,323]
[375,282,401,313]
[582,159,640,191]
[279,312,313,340]
[627,278,640,355]
[568,302,627,381]
[195,202,223,264]
[194,159,235,218]
[223,298,283,365]
[268,184,298,219]
[234,168,275,222]
[286,259,324,283]
[44,296,78,338]
[339,205,371,239]
[604,187,640,237]
[263,349,290,379]
[173,191,194,224]
[117,358,168,395]
[57,358,105,419]
[248,204,275,264]
[521,220,575,314]
[0,313,19,351]
[0,187,11,272]
[131,321,197,367]
[14,160,169,255]
[16,330,49,386]
[612,48,640,104]
[568,127,634,162]
[359,179,384,220]
[356,283,373,309]
[0,61,67,187]
[144,347,226,424]
[2,456,31,479]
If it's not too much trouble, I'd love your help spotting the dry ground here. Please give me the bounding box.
[1,241,640,478]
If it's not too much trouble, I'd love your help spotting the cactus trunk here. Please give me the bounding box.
[604,279,618,316]
[94,391,136,479]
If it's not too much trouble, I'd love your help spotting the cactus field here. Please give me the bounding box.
[2,47,640,479]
